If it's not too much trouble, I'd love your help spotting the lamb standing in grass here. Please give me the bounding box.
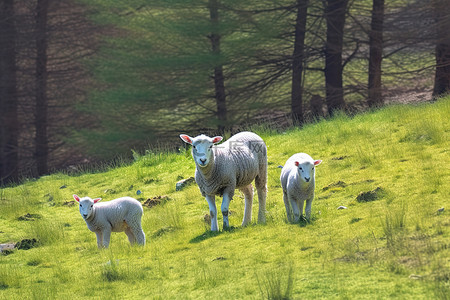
[73,194,145,248]
[180,131,268,231]
[280,153,322,222]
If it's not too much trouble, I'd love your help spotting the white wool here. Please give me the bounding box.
[180,131,267,231]
[280,153,321,222]
[74,195,145,248]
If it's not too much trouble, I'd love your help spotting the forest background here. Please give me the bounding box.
[1,0,449,184]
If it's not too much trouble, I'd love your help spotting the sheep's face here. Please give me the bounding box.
[73,194,101,220]
[180,134,223,168]
[295,159,322,183]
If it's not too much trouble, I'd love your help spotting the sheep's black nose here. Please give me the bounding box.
[200,158,206,164]
[83,214,88,218]
[305,177,310,182]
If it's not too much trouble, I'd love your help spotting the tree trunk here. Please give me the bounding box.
[291,0,309,125]
[432,0,450,97]
[0,0,19,184]
[35,0,49,175]
[208,0,227,134]
[324,0,348,116]
[368,0,384,107]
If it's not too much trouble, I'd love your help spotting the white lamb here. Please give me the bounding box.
[180,131,268,231]
[280,153,322,222]
[73,194,145,248]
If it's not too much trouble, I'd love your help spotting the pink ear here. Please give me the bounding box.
[212,136,223,144]
[73,194,80,202]
[294,161,299,166]
[93,198,101,203]
[314,160,322,166]
[179,134,193,145]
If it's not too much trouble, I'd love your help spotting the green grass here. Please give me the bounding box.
[1,98,449,299]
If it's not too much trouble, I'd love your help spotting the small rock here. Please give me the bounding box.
[337,206,347,210]
[409,274,422,280]
[136,190,142,195]
[104,189,116,194]
[0,244,15,253]
[59,185,67,189]
[176,177,195,191]
[277,165,283,169]
[437,207,444,214]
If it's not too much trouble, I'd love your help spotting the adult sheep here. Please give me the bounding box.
[73,194,145,248]
[180,131,268,231]
[280,153,322,222]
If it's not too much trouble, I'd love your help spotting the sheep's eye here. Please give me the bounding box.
[90,205,93,208]
[299,167,303,171]
[209,145,213,149]
[80,204,82,207]
[193,145,196,149]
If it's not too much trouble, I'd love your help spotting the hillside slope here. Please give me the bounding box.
[1,98,449,299]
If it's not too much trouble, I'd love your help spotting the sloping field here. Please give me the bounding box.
[1,98,449,299]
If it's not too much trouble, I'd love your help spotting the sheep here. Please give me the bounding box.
[180,131,267,231]
[73,194,145,248]
[280,153,322,222]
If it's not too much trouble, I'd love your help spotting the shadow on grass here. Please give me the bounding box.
[287,216,317,227]
[189,226,238,243]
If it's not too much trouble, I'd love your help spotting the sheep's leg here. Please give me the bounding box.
[240,184,253,227]
[283,191,292,222]
[95,231,103,249]
[102,227,112,248]
[289,195,301,223]
[206,195,219,231]
[305,195,314,221]
[130,226,145,246]
[255,174,267,224]
[125,227,136,245]
[126,216,146,245]
[298,199,305,222]
[221,191,233,229]
[134,229,145,246]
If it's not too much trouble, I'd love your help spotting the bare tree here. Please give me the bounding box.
[291,0,309,125]
[432,0,450,97]
[35,0,49,175]
[368,0,384,107]
[0,0,19,183]
[324,0,348,116]
[209,0,228,134]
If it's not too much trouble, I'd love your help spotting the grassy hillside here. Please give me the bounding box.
[1,98,449,299]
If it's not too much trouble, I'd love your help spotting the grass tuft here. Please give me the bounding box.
[257,264,295,300]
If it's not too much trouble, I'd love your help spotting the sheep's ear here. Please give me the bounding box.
[180,134,193,145]
[314,160,322,166]
[73,194,80,202]
[294,161,299,167]
[93,198,102,203]
[212,136,223,144]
